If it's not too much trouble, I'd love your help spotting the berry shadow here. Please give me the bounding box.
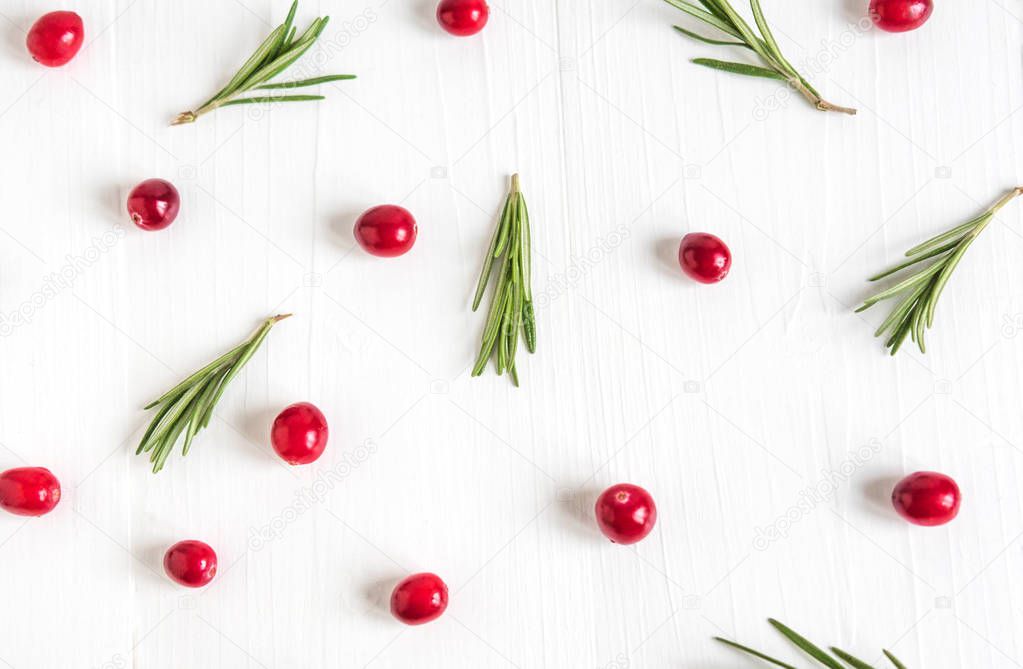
[361,573,403,622]
[2,16,29,63]
[654,236,683,280]
[554,486,604,543]
[328,210,362,258]
[861,474,900,521]
[415,0,441,34]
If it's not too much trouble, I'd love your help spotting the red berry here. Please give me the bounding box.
[0,467,61,517]
[354,205,418,257]
[436,0,489,36]
[892,471,960,526]
[26,11,84,67]
[127,179,180,231]
[391,573,448,625]
[869,0,933,32]
[678,232,731,284]
[163,540,218,588]
[594,483,657,545]
[270,402,329,465]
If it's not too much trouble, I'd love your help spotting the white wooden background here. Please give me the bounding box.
[0,0,1022,667]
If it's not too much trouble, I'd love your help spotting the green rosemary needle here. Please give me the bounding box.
[858,186,1023,356]
[172,1,355,125]
[471,174,536,387]
[716,618,908,668]
[664,0,856,115]
[137,314,291,473]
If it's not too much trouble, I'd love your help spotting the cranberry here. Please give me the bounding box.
[390,572,448,625]
[164,540,218,587]
[436,0,489,36]
[869,0,933,32]
[892,472,960,526]
[26,11,84,67]
[270,402,329,465]
[678,232,731,284]
[354,205,418,257]
[0,467,61,517]
[594,483,657,545]
[127,179,180,231]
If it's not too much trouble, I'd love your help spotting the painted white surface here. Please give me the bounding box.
[0,0,1021,667]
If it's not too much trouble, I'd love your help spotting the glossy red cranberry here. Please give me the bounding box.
[127,179,180,231]
[892,472,960,526]
[436,0,489,36]
[869,0,933,32]
[0,467,61,517]
[354,205,418,257]
[595,483,657,545]
[270,402,329,465]
[678,232,731,284]
[390,573,448,625]
[26,11,84,67]
[164,540,218,587]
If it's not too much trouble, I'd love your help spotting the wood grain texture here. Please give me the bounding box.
[0,0,1021,667]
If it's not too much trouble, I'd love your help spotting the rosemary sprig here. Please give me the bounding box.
[664,0,856,115]
[172,1,355,125]
[857,186,1023,355]
[716,619,908,668]
[137,314,290,473]
[471,174,536,386]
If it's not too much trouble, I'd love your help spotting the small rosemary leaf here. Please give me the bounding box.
[713,638,798,669]
[244,20,325,90]
[695,0,731,23]
[518,192,533,301]
[905,214,989,256]
[692,0,773,63]
[137,401,177,455]
[923,238,974,327]
[494,194,516,258]
[673,25,747,47]
[184,369,228,455]
[830,647,877,669]
[475,196,514,309]
[858,261,945,310]
[143,342,247,410]
[142,383,207,471]
[509,364,519,387]
[887,309,918,355]
[767,620,845,669]
[691,58,785,80]
[507,281,523,370]
[482,268,512,344]
[270,0,299,59]
[883,650,908,669]
[256,74,357,89]
[662,0,744,40]
[867,241,958,282]
[221,95,325,107]
[522,301,536,353]
[749,0,798,78]
[213,24,287,105]
[872,281,928,338]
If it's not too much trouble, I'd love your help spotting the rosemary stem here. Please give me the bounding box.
[786,76,856,115]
